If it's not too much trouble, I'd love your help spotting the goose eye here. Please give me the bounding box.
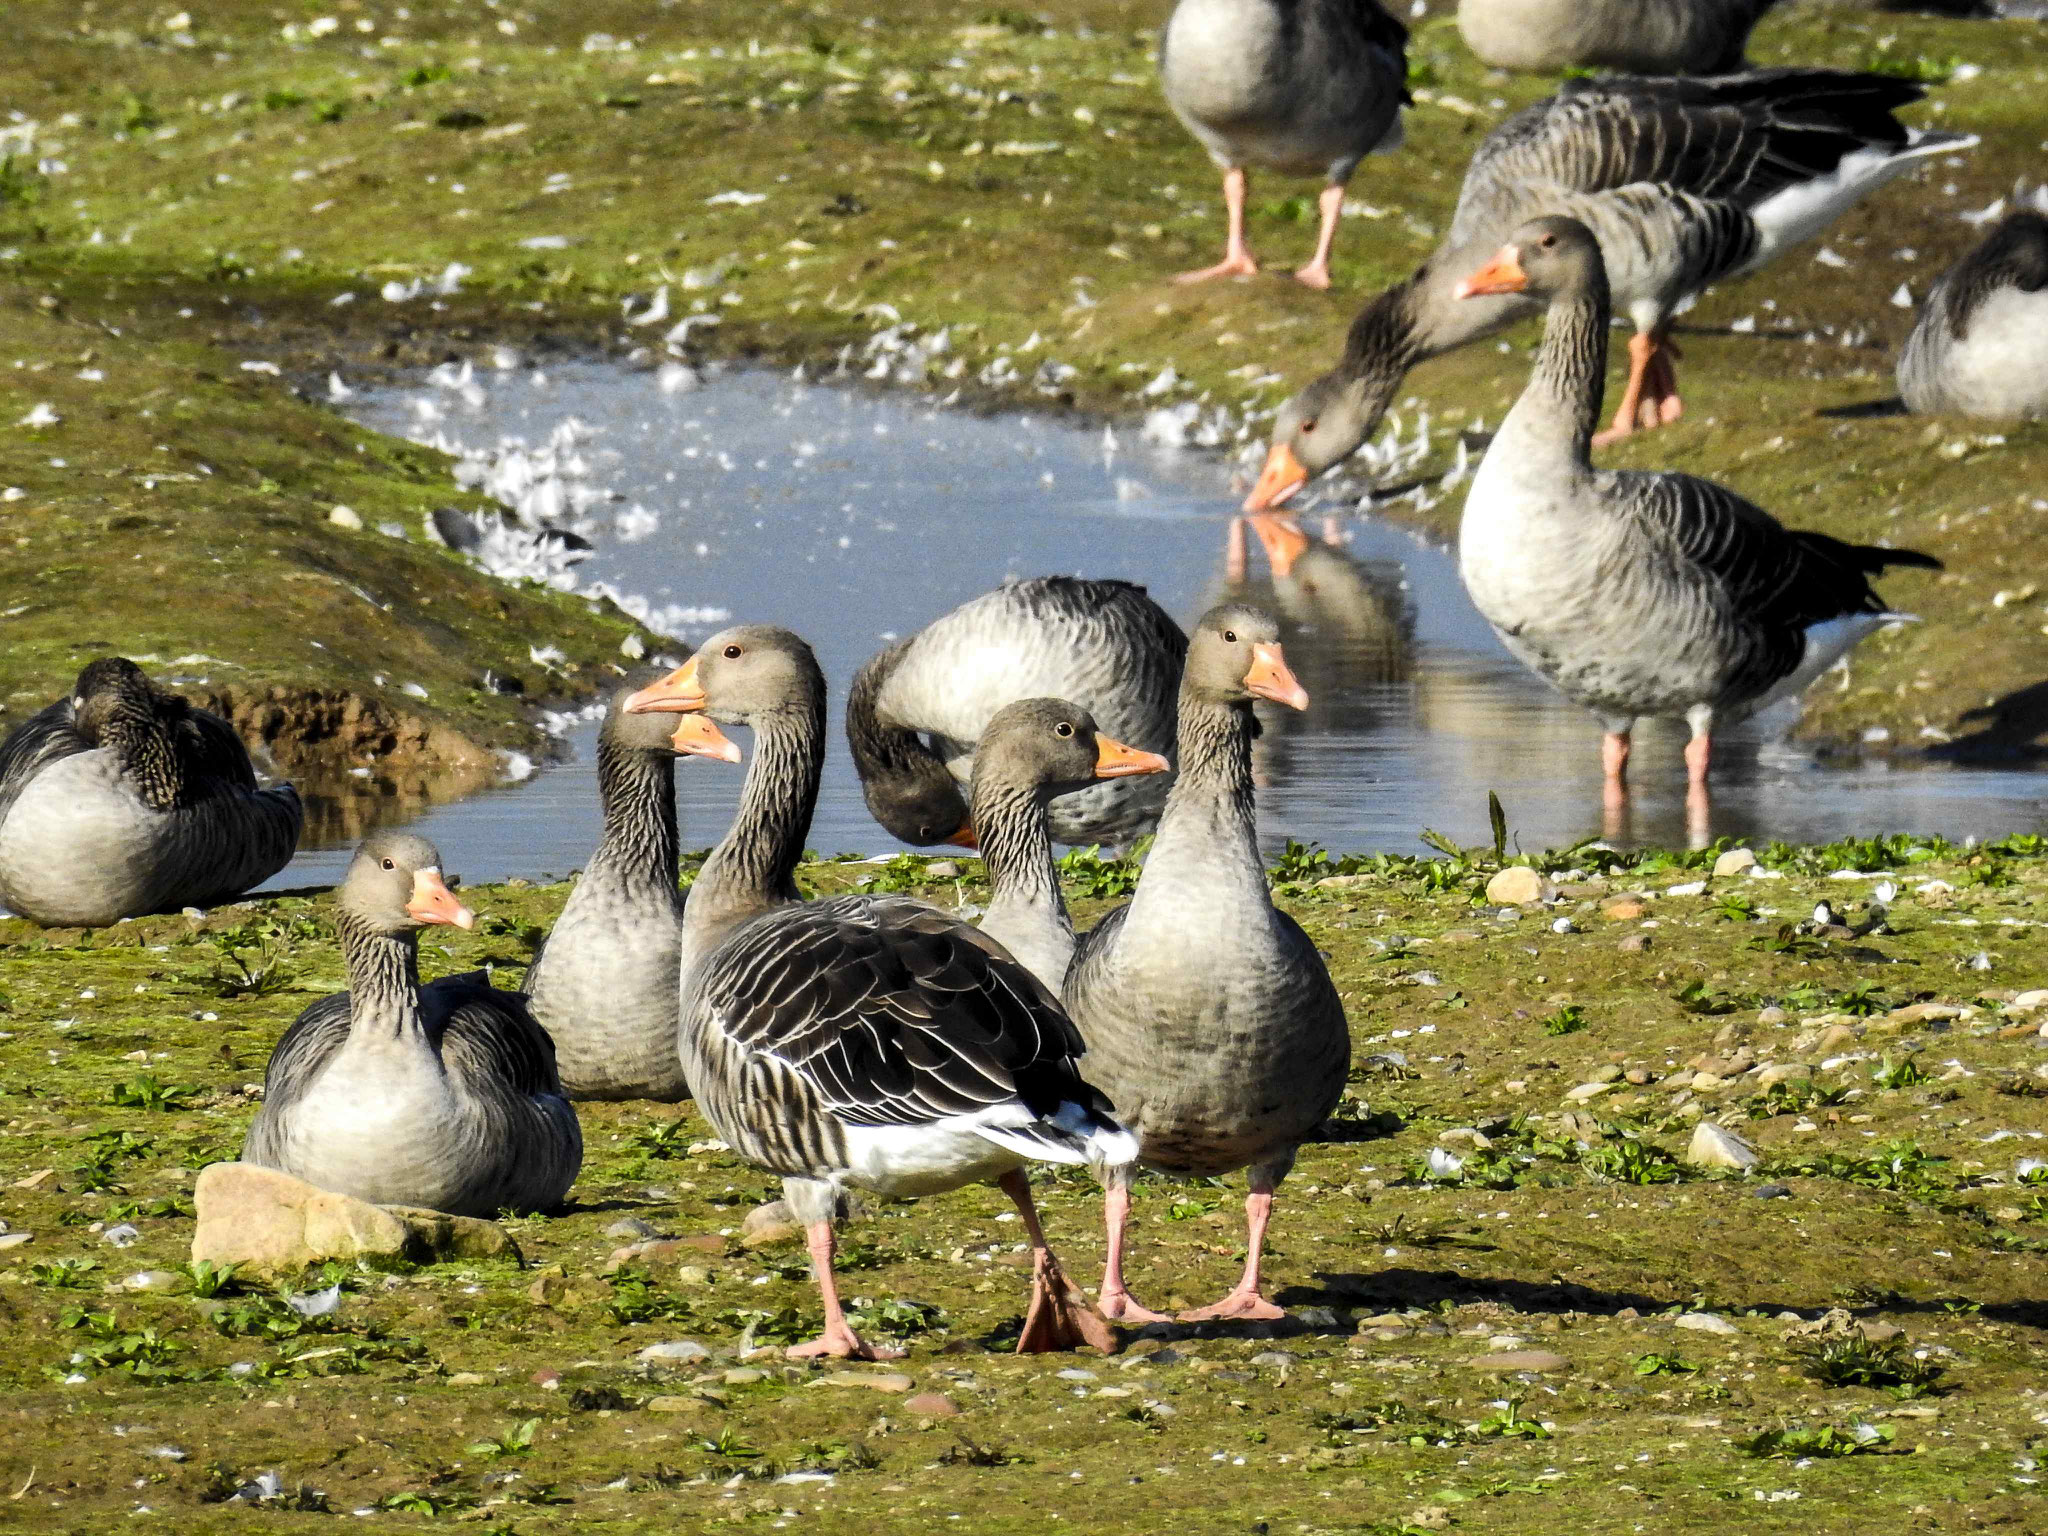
[1054,721,1074,738]
[1300,419,1316,435]
[722,644,742,659]
[1222,629,1237,644]
[1539,233,1556,248]
[381,858,395,871]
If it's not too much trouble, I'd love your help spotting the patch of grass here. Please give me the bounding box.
[1588,1139,1681,1186]
[1873,1054,1929,1090]
[1058,843,1146,899]
[108,1076,202,1112]
[1795,1336,1947,1399]
[1540,1004,1587,1037]
[1742,1422,1897,1459]
[937,1436,1029,1468]
[1633,1353,1701,1376]
[466,1417,540,1460]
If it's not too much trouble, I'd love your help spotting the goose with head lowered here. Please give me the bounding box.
[1160,0,1410,289]
[626,630,1134,1360]
[1457,0,1777,76]
[0,658,301,926]
[1062,606,1347,1323]
[1897,209,2048,421]
[523,681,692,1102]
[970,698,1172,993]
[1243,68,1974,509]
[242,832,581,1217]
[1450,216,1941,823]
[848,577,1185,852]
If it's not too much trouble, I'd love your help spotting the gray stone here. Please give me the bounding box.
[1485,867,1555,906]
[637,1339,714,1364]
[1685,1122,1760,1171]
[738,1200,802,1249]
[1674,1312,1739,1336]
[1753,1183,1793,1200]
[1713,848,1757,878]
[606,1217,661,1240]
[1468,1349,1570,1373]
[190,1162,520,1278]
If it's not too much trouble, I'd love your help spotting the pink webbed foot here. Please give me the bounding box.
[1292,261,1332,291]
[1097,1288,1174,1325]
[1017,1255,1120,1354]
[1176,253,1259,284]
[786,1324,904,1362]
[1177,1287,1286,1323]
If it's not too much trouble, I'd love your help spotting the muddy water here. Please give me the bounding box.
[267,362,2048,889]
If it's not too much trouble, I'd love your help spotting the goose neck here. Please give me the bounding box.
[844,639,935,780]
[1147,695,1261,878]
[1500,279,1609,473]
[685,697,825,945]
[95,700,184,811]
[972,777,1073,948]
[591,735,680,895]
[338,910,425,1040]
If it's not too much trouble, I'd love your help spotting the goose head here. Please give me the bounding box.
[860,760,977,850]
[1186,605,1309,711]
[1244,513,1313,580]
[603,676,694,757]
[70,656,160,739]
[1454,215,1602,303]
[1244,371,1391,514]
[342,831,474,933]
[976,698,1172,803]
[621,624,822,767]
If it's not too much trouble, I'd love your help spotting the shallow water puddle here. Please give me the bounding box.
[269,361,2048,888]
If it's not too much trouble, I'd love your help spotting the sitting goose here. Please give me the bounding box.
[523,682,691,1101]
[0,657,301,926]
[1897,210,2048,420]
[1160,0,1409,289]
[1451,216,1941,812]
[971,699,1172,992]
[1243,69,1971,507]
[626,630,1135,1360]
[848,577,1185,851]
[243,832,581,1217]
[1457,0,1777,76]
[1063,606,1347,1323]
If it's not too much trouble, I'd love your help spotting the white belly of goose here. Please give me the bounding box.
[280,1048,473,1209]
[0,754,170,922]
[1930,287,2048,419]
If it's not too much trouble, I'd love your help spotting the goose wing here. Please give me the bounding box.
[0,698,89,826]
[171,703,261,794]
[696,893,1096,1129]
[1453,69,1921,247]
[426,971,569,1099]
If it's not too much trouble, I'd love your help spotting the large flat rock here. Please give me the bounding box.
[192,1162,520,1277]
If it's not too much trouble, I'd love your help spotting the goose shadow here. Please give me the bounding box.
[1278,1267,1673,1318]
[1817,397,1910,420]
[1924,680,2048,763]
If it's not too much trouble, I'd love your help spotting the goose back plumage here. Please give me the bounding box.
[1898,211,2048,419]
[1457,0,1776,75]
[849,577,1186,848]
[0,660,301,926]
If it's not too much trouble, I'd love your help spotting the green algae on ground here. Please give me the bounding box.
[3,1,2048,765]
[1,832,2045,1532]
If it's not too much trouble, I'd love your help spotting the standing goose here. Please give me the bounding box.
[1897,210,2048,420]
[1244,69,1972,508]
[625,630,1135,1360]
[848,577,1186,851]
[0,658,301,926]
[971,699,1172,993]
[1063,606,1347,1323]
[1457,0,1777,76]
[1161,0,1409,289]
[1451,216,1941,817]
[523,682,691,1102]
[243,832,581,1217]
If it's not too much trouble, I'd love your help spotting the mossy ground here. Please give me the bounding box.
[4,1,2048,764]
[3,832,2047,1533]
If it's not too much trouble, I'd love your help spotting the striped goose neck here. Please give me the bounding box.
[337,910,424,1040]
[843,639,929,776]
[1523,280,1610,468]
[1339,274,1428,383]
[93,697,185,811]
[971,776,1071,942]
[688,694,825,938]
[1157,694,1259,864]
[591,735,679,895]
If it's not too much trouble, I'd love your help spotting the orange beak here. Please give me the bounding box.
[945,817,979,851]
[623,654,706,714]
[1243,642,1309,711]
[406,868,476,930]
[1247,513,1312,579]
[1093,733,1172,779]
[669,711,742,763]
[1242,441,1308,513]
[1454,244,1528,299]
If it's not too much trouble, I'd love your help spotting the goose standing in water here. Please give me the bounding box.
[848,577,1185,851]
[243,833,581,1217]
[1161,0,1409,289]
[524,683,691,1101]
[626,631,1134,1360]
[1457,0,1776,76]
[1063,607,1347,1323]
[0,658,301,926]
[1897,210,2048,420]
[971,699,1172,993]
[1243,70,1972,507]
[1451,216,1940,826]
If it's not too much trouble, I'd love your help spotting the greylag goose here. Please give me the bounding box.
[1244,69,1973,507]
[847,577,1186,851]
[1063,606,1347,1323]
[971,699,1172,992]
[1451,216,1940,815]
[523,682,691,1102]
[1160,0,1409,289]
[1239,513,1411,686]
[0,657,301,927]
[243,832,581,1217]
[1897,211,2048,420]
[1457,0,1777,76]
[625,630,1135,1360]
